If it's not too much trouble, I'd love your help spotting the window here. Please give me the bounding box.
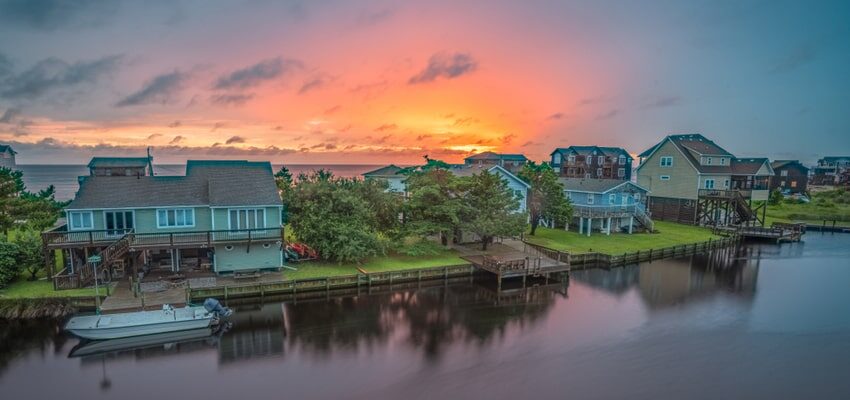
[724,179,730,189]
[598,156,605,165]
[609,194,616,204]
[157,208,195,228]
[704,179,715,189]
[618,168,625,177]
[596,168,602,176]
[618,155,625,165]
[553,153,562,164]
[105,211,134,235]
[229,208,266,230]
[720,158,727,165]
[660,175,671,181]
[660,156,673,167]
[633,193,641,202]
[69,211,93,230]
[587,195,595,204]
[791,181,797,188]
[567,155,575,165]
[706,157,713,165]
[565,191,571,200]
[781,170,788,177]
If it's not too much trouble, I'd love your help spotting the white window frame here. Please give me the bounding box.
[68,211,94,230]
[706,157,713,165]
[553,153,562,164]
[633,193,641,202]
[660,156,673,167]
[618,168,625,177]
[781,170,788,177]
[596,168,603,176]
[156,208,196,228]
[720,157,727,165]
[587,195,595,205]
[618,155,625,165]
[660,175,671,181]
[704,179,715,189]
[567,155,576,165]
[598,156,605,165]
[228,208,267,230]
[609,194,616,204]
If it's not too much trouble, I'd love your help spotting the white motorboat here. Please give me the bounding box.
[65,299,232,340]
[68,327,215,357]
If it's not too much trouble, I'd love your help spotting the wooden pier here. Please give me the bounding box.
[459,240,570,291]
[715,223,805,243]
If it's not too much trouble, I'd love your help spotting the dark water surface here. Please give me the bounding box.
[2,234,849,399]
[18,164,383,201]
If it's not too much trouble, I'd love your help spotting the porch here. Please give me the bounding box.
[568,204,654,235]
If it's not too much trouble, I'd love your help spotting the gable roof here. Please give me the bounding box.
[638,134,769,176]
[362,164,405,178]
[68,160,280,210]
[551,145,633,160]
[464,152,529,162]
[87,157,151,169]
[0,144,16,155]
[558,178,648,194]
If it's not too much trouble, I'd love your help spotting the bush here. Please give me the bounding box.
[0,241,22,288]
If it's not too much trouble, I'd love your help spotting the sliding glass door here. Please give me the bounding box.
[105,211,134,236]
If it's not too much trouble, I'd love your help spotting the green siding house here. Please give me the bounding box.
[44,159,284,289]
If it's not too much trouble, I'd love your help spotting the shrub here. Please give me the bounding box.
[0,241,22,288]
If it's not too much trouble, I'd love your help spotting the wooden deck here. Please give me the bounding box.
[456,240,570,290]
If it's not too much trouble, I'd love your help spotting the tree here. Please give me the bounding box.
[460,171,527,250]
[286,171,400,263]
[275,166,294,224]
[404,168,468,246]
[518,162,573,235]
[768,188,783,206]
[0,167,25,235]
[13,229,43,281]
[0,241,21,288]
[20,185,68,230]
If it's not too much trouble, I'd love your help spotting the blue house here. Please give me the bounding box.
[559,178,653,235]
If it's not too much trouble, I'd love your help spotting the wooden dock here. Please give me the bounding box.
[736,223,805,243]
[458,240,570,290]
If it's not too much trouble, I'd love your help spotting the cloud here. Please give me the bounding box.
[546,112,565,121]
[356,8,394,26]
[644,96,682,109]
[210,93,254,106]
[116,70,189,107]
[225,135,246,144]
[5,138,298,160]
[213,57,301,90]
[408,52,478,84]
[769,43,817,74]
[169,135,184,144]
[147,133,162,140]
[167,120,181,128]
[0,55,122,100]
[0,107,21,123]
[521,141,536,147]
[298,76,328,94]
[0,53,12,78]
[501,133,516,144]
[0,0,120,31]
[596,109,619,120]
[323,105,341,115]
[374,123,397,132]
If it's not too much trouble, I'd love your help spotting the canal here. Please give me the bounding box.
[2,233,849,399]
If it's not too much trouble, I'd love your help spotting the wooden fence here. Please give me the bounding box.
[527,236,740,270]
[188,264,475,302]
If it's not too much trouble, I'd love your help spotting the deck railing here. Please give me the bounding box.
[43,225,284,248]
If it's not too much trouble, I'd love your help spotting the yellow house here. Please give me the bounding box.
[637,134,773,226]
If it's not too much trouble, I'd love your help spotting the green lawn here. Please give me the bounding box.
[764,195,850,228]
[283,248,466,280]
[525,221,720,255]
[0,276,104,299]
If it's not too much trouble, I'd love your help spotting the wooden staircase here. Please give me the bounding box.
[697,189,761,227]
[76,232,132,288]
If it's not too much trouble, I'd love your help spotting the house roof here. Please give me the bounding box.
[551,145,633,160]
[450,164,530,188]
[362,164,405,178]
[87,157,151,169]
[771,160,809,173]
[638,134,769,176]
[558,178,648,194]
[464,152,528,162]
[67,160,280,209]
[819,156,850,162]
[0,144,16,155]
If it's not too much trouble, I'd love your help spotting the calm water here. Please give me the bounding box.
[17,164,383,201]
[1,234,850,399]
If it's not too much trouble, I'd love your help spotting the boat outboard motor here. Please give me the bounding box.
[203,298,233,318]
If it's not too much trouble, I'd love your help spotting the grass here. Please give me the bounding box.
[0,275,103,299]
[764,190,850,228]
[283,248,466,280]
[525,220,720,255]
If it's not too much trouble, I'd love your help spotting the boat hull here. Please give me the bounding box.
[68,317,213,340]
[69,328,214,357]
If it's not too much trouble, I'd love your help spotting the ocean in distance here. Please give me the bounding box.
[17,164,383,201]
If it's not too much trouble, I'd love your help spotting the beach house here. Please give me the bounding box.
[770,160,809,194]
[463,152,529,173]
[42,159,285,289]
[636,134,773,226]
[560,178,653,235]
[362,164,407,193]
[811,156,850,186]
[550,146,633,180]
[0,144,17,170]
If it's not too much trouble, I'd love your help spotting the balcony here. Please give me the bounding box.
[572,204,645,218]
[43,225,284,249]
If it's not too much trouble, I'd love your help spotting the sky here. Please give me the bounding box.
[0,0,848,165]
